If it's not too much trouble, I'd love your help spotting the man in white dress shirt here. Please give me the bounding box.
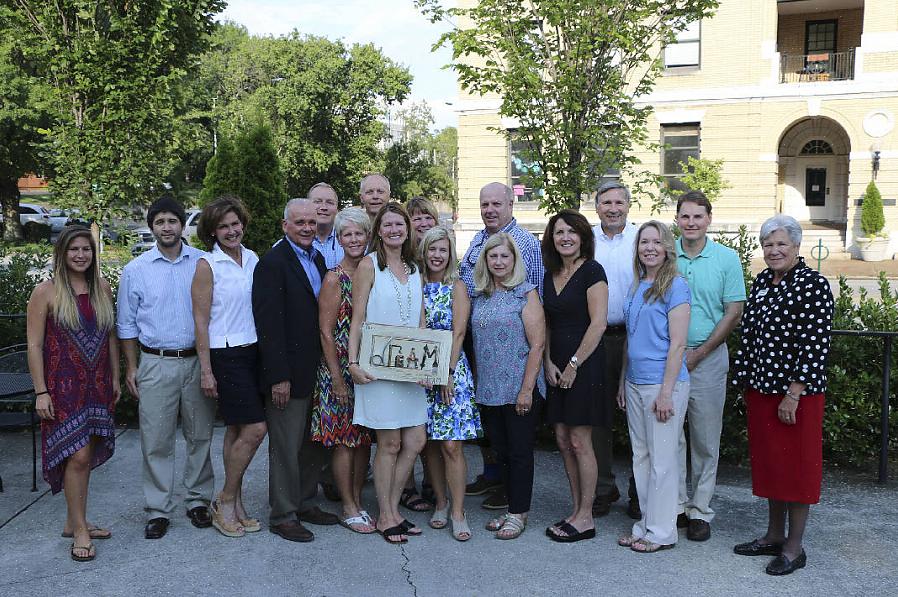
[591,181,640,519]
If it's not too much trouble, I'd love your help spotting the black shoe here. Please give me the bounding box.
[626,498,641,520]
[481,488,508,510]
[592,486,621,517]
[765,550,807,576]
[298,506,340,526]
[321,482,341,502]
[465,474,503,496]
[186,506,212,529]
[687,519,711,541]
[677,513,689,528]
[733,539,784,557]
[144,517,170,539]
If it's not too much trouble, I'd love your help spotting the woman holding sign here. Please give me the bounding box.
[348,202,428,545]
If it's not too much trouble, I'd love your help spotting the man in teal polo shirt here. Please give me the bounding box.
[675,190,746,542]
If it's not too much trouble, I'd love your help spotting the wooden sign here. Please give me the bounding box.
[359,323,452,385]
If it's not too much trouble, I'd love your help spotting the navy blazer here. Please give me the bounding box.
[252,238,327,399]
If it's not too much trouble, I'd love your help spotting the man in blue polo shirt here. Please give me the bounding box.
[675,190,746,542]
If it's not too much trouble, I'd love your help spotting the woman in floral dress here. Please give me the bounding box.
[419,226,480,541]
[312,207,374,534]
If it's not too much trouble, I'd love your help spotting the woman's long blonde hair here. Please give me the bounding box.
[632,220,679,304]
[52,226,114,330]
[474,232,526,296]
[418,226,458,285]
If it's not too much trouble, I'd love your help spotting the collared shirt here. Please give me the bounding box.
[116,243,203,349]
[200,243,259,348]
[460,217,545,298]
[313,227,344,269]
[285,236,322,298]
[593,222,638,325]
[676,237,746,347]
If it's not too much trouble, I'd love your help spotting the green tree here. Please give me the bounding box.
[201,122,287,254]
[416,0,720,213]
[860,180,885,238]
[654,156,730,212]
[3,1,224,223]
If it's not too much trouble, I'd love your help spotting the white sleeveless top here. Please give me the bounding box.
[366,253,423,327]
[199,243,258,349]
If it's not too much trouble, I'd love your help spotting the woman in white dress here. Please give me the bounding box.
[348,202,428,544]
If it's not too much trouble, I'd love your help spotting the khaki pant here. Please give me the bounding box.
[138,353,215,519]
[678,343,729,522]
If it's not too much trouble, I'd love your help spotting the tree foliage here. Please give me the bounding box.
[416,0,720,213]
[860,180,885,237]
[654,156,730,212]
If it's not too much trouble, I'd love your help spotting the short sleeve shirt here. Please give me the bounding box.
[625,276,691,385]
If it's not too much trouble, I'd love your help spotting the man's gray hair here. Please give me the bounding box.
[479,182,514,203]
[596,181,631,203]
[308,182,336,197]
[284,197,311,219]
[759,214,803,246]
[359,173,391,194]
[334,206,371,238]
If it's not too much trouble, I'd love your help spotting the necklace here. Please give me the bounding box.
[625,282,649,333]
[387,261,413,325]
[478,288,509,328]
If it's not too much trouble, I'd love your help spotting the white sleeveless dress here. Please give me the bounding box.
[353,254,428,429]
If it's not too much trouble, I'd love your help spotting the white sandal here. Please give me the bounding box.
[451,513,472,542]
[430,502,450,529]
[496,514,526,540]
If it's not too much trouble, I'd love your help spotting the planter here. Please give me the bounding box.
[856,235,891,262]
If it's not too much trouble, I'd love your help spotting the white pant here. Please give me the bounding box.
[678,344,729,522]
[627,379,689,545]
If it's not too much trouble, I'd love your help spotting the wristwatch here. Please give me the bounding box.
[568,356,579,370]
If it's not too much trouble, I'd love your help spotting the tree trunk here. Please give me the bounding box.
[0,178,24,242]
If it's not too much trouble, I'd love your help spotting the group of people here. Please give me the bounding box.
[26,173,833,577]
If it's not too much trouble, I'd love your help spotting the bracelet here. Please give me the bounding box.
[785,390,800,402]
[35,391,49,397]
[448,367,455,376]
[349,361,359,366]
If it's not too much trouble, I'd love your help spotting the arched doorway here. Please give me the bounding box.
[777,117,850,223]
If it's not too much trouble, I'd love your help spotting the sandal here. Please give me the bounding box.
[399,519,423,536]
[62,526,111,540]
[485,513,508,532]
[211,499,245,538]
[631,538,674,553]
[451,513,472,542]
[70,542,96,563]
[239,517,261,533]
[618,533,641,547]
[496,514,526,540]
[379,525,408,544]
[340,515,376,534]
[430,503,449,529]
[400,488,433,512]
[359,510,376,526]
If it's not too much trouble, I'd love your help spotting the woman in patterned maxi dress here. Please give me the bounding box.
[27,226,120,563]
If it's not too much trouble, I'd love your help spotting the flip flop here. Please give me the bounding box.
[70,542,96,563]
[379,525,408,544]
[62,526,111,540]
[340,515,376,534]
[547,521,596,543]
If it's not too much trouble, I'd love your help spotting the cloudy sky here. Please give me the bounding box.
[219,0,459,129]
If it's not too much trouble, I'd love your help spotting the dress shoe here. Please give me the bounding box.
[733,539,784,557]
[626,498,641,520]
[592,486,621,517]
[298,506,340,526]
[270,520,314,542]
[687,519,711,541]
[186,505,213,529]
[465,474,503,496]
[677,513,689,528]
[144,517,170,539]
[481,487,508,510]
[321,482,341,502]
[765,550,807,576]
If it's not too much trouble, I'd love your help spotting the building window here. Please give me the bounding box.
[800,140,834,155]
[509,135,541,202]
[805,20,837,55]
[661,123,700,191]
[664,21,701,68]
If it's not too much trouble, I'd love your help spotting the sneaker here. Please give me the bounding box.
[465,474,503,496]
[481,488,509,510]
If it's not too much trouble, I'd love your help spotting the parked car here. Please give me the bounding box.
[17,203,52,227]
[130,209,201,256]
[48,208,70,233]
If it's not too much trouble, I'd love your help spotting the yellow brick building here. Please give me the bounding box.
[453,0,898,259]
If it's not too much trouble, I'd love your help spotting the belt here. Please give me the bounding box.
[139,344,197,358]
[605,324,626,335]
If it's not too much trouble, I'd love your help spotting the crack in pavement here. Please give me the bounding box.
[399,543,418,597]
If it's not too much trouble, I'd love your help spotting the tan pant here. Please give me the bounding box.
[137,353,215,519]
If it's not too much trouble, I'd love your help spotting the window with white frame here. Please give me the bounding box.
[509,134,542,202]
[661,123,700,191]
[664,21,701,68]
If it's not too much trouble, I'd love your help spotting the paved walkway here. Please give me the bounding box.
[1,427,896,596]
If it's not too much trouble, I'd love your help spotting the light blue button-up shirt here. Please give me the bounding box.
[313,228,344,270]
[459,218,544,298]
[116,244,203,349]
[285,236,322,298]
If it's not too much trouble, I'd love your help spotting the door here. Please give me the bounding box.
[805,168,826,207]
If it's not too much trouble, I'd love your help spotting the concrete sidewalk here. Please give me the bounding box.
[1,426,896,597]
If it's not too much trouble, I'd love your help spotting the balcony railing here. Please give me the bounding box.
[780,49,855,83]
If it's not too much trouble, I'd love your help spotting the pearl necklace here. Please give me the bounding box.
[387,261,413,325]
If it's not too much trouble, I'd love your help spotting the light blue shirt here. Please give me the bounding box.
[460,217,545,298]
[116,244,203,349]
[313,228,344,269]
[625,276,691,385]
[285,236,322,298]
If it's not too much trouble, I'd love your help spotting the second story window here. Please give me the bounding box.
[664,21,701,69]
[509,134,541,203]
[661,123,700,191]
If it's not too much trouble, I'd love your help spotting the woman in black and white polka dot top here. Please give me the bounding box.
[731,214,834,578]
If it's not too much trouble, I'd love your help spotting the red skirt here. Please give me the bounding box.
[745,388,824,504]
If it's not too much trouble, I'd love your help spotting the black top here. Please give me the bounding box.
[543,259,610,427]
[732,257,834,396]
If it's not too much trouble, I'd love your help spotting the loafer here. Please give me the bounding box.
[592,486,621,517]
[733,539,784,557]
[298,506,340,526]
[270,520,314,542]
[687,519,711,542]
[186,505,213,529]
[766,550,807,576]
[626,498,642,520]
[144,517,170,540]
[677,513,689,528]
[465,474,503,496]
[481,488,508,510]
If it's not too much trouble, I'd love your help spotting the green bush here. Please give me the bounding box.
[860,180,885,237]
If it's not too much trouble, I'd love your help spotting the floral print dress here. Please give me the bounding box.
[423,281,481,440]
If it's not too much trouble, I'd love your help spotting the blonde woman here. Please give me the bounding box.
[27,226,120,562]
[471,232,545,540]
[419,226,480,541]
[616,221,691,554]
